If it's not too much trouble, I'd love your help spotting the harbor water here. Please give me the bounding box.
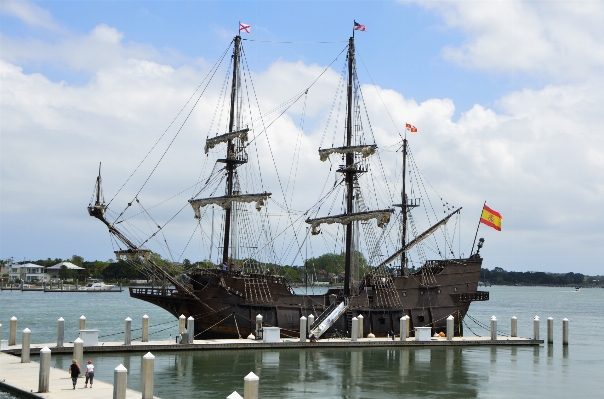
[1,286,602,398]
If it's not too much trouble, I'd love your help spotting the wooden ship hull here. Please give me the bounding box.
[130,256,488,339]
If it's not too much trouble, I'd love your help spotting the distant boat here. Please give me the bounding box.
[575,287,581,292]
[78,282,116,291]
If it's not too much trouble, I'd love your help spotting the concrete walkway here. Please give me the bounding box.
[0,352,159,399]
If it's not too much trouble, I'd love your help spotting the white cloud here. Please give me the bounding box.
[0,0,63,31]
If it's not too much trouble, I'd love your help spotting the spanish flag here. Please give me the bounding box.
[480,205,502,231]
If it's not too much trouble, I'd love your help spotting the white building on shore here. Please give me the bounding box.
[46,261,85,280]
[7,260,48,282]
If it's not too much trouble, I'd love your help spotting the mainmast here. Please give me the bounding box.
[343,36,355,296]
[401,139,408,275]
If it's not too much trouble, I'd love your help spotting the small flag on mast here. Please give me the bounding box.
[480,205,502,231]
[406,123,417,133]
[239,22,251,34]
[354,21,366,32]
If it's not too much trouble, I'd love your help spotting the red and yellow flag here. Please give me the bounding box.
[480,205,502,231]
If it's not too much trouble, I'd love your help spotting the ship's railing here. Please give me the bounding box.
[450,291,489,302]
[129,287,178,297]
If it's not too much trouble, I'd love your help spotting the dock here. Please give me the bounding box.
[0,352,160,399]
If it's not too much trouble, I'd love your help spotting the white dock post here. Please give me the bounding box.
[490,316,497,340]
[124,317,132,345]
[21,328,31,363]
[141,352,155,399]
[187,316,195,343]
[446,315,454,341]
[299,316,307,342]
[547,317,554,344]
[179,315,186,334]
[255,315,263,340]
[351,317,358,342]
[243,371,259,399]
[562,318,569,346]
[533,316,540,340]
[511,316,517,337]
[9,316,17,346]
[399,316,407,341]
[357,314,364,338]
[142,314,149,342]
[57,317,65,347]
[227,392,244,399]
[113,364,128,399]
[404,315,410,338]
[38,346,51,393]
[307,314,314,334]
[79,315,86,331]
[73,337,84,367]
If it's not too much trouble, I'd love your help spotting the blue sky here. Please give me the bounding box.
[2,0,604,275]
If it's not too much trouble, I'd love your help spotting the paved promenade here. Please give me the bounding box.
[0,352,159,399]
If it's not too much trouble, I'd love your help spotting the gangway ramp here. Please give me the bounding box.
[309,299,349,339]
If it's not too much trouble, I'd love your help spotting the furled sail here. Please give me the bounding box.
[318,144,377,162]
[306,209,394,235]
[204,128,249,154]
[189,192,271,218]
[377,207,462,268]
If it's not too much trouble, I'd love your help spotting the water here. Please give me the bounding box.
[1,287,603,398]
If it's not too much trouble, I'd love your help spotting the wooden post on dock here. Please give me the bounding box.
[21,328,31,363]
[113,364,128,399]
[124,317,132,345]
[399,316,407,341]
[243,372,259,399]
[490,316,497,341]
[562,318,569,346]
[179,315,186,335]
[187,316,194,344]
[38,346,51,393]
[142,315,149,342]
[141,352,155,399]
[299,316,307,342]
[57,317,65,347]
[533,316,540,340]
[511,316,517,337]
[547,317,554,344]
[446,315,454,341]
[357,314,364,338]
[79,315,86,331]
[351,317,358,342]
[9,316,17,346]
[73,337,83,367]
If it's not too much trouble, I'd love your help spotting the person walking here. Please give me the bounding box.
[67,359,81,389]
[85,359,95,388]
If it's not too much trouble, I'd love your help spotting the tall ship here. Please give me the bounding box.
[88,29,489,339]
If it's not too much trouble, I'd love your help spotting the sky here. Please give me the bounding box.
[1,0,603,275]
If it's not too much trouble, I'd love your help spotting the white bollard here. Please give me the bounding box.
[21,328,31,363]
[227,392,244,399]
[255,315,263,340]
[142,315,149,342]
[141,352,155,399]
[187,316,195,343]
[113,364,128,399]
[179,315,186,335]
[38,346,51,393]
[9,316,17,346]
[299,316,307,342]
[357,314,364,338]
[547,317,554,344]
[73,337,84,367]
[399,316,407,341]
[446,315,454,341]
[57,317,65,347]
[307,314,314,335]
[562,318,569,346]
[124,317,132,345]
[243,371,259,399]
[351,317,358,342]
[490,316,497,341]
[511,316,517,337]
[533,316,540,340]
[79,315,86,331]
[404,316,410,338]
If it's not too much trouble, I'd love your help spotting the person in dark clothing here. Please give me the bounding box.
[222,262,228,276]
[68,359,81,389]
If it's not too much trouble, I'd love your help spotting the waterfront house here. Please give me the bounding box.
[7,261,48,282]
[46,262,85,281]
